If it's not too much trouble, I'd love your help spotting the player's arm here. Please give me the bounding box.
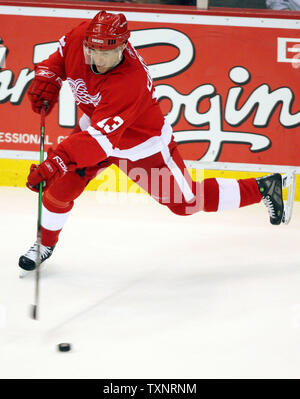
[57,83,141,168]
[26,123,122,192]
[27,79,142,190]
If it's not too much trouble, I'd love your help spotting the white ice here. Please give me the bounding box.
[1,186,300,379]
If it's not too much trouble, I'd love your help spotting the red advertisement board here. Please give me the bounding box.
[1,6,300,166]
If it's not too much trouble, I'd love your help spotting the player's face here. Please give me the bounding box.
[89,45,125,74]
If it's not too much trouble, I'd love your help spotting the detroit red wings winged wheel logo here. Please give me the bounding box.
[67,78,102,106]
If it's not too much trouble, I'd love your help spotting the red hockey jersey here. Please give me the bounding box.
[38,21,172,168]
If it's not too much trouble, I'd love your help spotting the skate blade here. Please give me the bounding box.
[19,268,34,278]
[19,263,46,278]
[281,172,296,225]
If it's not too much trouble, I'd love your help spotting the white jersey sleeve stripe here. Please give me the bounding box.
[87,119,173,162]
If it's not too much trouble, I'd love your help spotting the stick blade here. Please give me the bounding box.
[30,304,38,320]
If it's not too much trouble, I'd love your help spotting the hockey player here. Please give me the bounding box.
[19,10,284,271]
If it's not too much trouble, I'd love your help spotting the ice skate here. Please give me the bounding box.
[18,241,55,278]
[256,173,284,225]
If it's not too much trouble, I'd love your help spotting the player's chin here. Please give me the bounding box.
[96,66,109,73]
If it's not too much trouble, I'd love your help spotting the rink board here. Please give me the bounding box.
[0,3,300,198]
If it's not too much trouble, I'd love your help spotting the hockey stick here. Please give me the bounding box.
[31,101,48,320]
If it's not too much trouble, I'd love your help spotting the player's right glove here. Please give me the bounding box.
[26,148,71,192]
[27,66,62,115]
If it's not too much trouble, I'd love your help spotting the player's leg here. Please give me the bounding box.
[199,173,284,223]
[18,162,110,271]
[112,140,260,215]
[110,145,201,214]
[114,140,283,224]
[19,117,109,271]
[163,142,283,223]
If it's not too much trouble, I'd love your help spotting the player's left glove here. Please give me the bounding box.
[26,148,71,192]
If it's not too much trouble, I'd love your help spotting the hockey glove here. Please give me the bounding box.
[27,149,70,192]
[28,66,62,115]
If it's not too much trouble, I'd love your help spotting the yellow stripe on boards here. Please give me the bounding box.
[0,158,298,201]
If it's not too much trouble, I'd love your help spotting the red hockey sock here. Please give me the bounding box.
[203,177,261,212]
[41,226,63,247]
[40,170,92,246]
[238,177,262,207]
[41,190,74,247]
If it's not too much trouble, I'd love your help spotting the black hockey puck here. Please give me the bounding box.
[57,343,71,352]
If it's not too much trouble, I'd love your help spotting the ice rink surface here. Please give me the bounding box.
[1,186,300,379]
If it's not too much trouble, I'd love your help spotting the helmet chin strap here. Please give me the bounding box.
[118,49,122,61]
[113,48,124,67]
